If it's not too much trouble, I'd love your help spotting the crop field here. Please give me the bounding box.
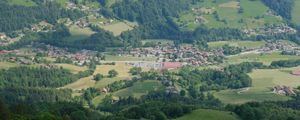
[7,0,37,7]
[176,0,282,31]
[105,55,157,61]
[208,40,266,49]
[55,63,88,74]
[100,21,137,36]
[113,80,164,98]
[176,109,240,120]
[64,25,95,41]
[292,0,300,25]
[226,52,300,65]
[214,66,300,104]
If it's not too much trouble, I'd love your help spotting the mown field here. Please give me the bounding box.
[55,63,88,74]
[113,80,164,98]
[176,109,240,120]
[208,40,266,49]
[176,0,282,31]
[214,66,300,104]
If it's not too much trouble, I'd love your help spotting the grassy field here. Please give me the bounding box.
[208,40,266,49]
[94,62,133,88]
[63,76,96,90]
[100,21,137,36]
[105,55,157,61]
[0,62,18,69]
[7,0,37,6]
[176,0,282,31]
[214,66,300,104]
[176,109,240,120]
[55,63,88,74]
[226,52,300,65]
[64,25,95,41]
[113,80,164,98]
[292,0,300,25]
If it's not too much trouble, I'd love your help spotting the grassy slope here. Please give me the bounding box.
[100,22,136,36]
[176,0,282,31]
[7,0,37,7]
[113,80,164,98]
[214,66,300,104]
[64,25,95,41]
[176,109,240,120]
[292,0,300,25]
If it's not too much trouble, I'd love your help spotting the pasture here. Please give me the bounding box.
[176,0,282,30]
[113,80,164,98]
[208,40,266,49]
[214,66,300,104]
[0,62,18,69]
[64,25,95,41]
[63,76,96,90]
[176,109,240,120]
[100,21,137,36]
[55,63,88,74]
[292,0,300,25]
[226,52,300,65]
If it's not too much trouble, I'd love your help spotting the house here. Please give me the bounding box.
[291,70,300,76]
[0,33,6,40]
[162,62,183,70]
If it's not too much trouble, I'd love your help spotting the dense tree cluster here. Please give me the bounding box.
[262,0,294,20]
[179,62,264,90]
[0,1,84,32]
[270,59,300,68]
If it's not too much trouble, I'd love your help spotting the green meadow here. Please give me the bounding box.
[208,40,266,49]
[176,0,282,31]
[292,0,300,25]
[7,0,37,7]
[214,66,300,104]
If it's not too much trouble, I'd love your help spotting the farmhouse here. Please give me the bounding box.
[291,70,300,76]
[0,33,6,40]
[273,85,296,96]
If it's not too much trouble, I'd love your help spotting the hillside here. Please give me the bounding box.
[2,0,300,120]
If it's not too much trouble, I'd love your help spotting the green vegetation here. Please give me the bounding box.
[176,0,282,30]
[114,80,164,98]
[100,21,137,36]
[226,52,300,65]
[214,66,300,104]
[7,0,37,7]
[208,40,266,49]
[176,109,240,120]
[292,0,300,25]
[64,25,95,41]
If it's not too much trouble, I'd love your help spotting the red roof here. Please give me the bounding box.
[292,70,300,76]
[162,62,182,69]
